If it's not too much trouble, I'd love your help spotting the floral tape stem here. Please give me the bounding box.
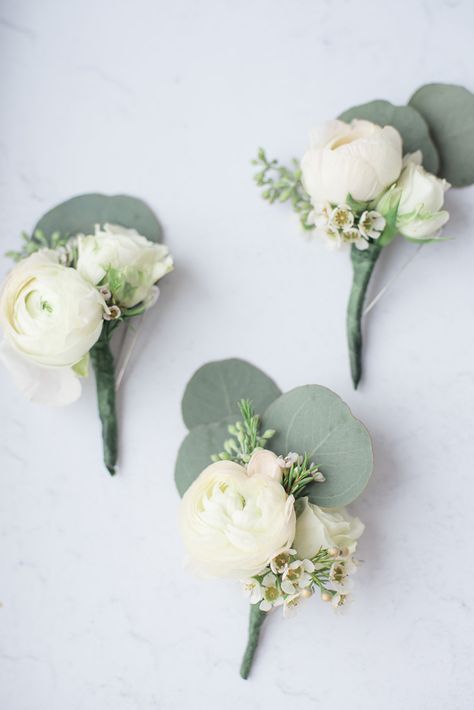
[347,241,382,389]
[90,323,118,475]
[240,605,267,679]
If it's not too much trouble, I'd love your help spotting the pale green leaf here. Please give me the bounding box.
[181,358,281,430]
[72,353,89,377]
[409,83,474,186]
[261,385,373,507]
[33,193,162,243]
[175,417,237,496]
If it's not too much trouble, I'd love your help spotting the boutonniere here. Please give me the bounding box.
[253,82,474,388]
[175,359,373,678]
[0,194,173,475]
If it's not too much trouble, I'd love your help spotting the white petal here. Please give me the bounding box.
[402,150,423,168]
[281,579,296,594]
[262,572,277,587]
[0,341,82,406]
[355,238,370,251]
[323,148,381,203]
[309,120,350,149]
[247,449,282,482]
[398,210,449,239]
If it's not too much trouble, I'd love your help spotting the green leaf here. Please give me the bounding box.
[346,194,370,213]
[377,187,402,247]
[33,193,162,243]
[409,83,474,186]
[72,353,89,378]
[181,358,281,430]
[339,99,439,174]
[175,416,237,496]
[261,385,373,507]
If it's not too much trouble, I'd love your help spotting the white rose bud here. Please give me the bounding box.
[0,250,106,405]
[76,224,173,308]
[292,497,364,559]
[180,457,296,579]
[301,119,403,205]
[393,152,450,239]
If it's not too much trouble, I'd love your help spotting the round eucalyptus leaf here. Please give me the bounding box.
[339,99,439,174]
[175,416,237,497]
[182,358,281,430]
[409,83,474,186]
[261,385,373,508]
[33,193,162,243]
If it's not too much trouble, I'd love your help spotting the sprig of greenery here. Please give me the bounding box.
[309,548,338,595]
[211,399,275,465]
[6,230,72,262]
[280,453,324,498]
[252,148,314,230]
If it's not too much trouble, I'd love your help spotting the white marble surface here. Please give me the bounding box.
[1,1,474,708]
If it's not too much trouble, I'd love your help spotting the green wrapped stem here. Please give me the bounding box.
[90,326,118,475]
[240,605,267,679]
[347,242,382,389]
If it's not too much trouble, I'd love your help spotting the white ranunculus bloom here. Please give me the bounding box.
[0,250,105,368]
[293,497,364,559]
[180,453,296,579]
[393,152,450,239]
[76,224,173,308]
[301,119,403,205]
[0,250,106,405]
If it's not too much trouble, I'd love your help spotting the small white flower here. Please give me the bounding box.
[319,224,343,250]
[242,578,263,604]
[282,559,315,593]
[331,592,351,610]
[259,572,284,611]
[308,201,332,229]
[358,210,386,239]
[269,549,296,575]
[331,557,358,593]
[103,305,121,321]
[99,285,112,301]
[312,469,326,483]
[330,204,354,230]
[283,592,302,617]
[329,561,346,584]
[276,452,299,469]
[341,227,369,251]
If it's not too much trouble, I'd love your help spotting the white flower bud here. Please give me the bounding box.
[292,497,364,560]
[382,152,450,240]
[77,224,173,308]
